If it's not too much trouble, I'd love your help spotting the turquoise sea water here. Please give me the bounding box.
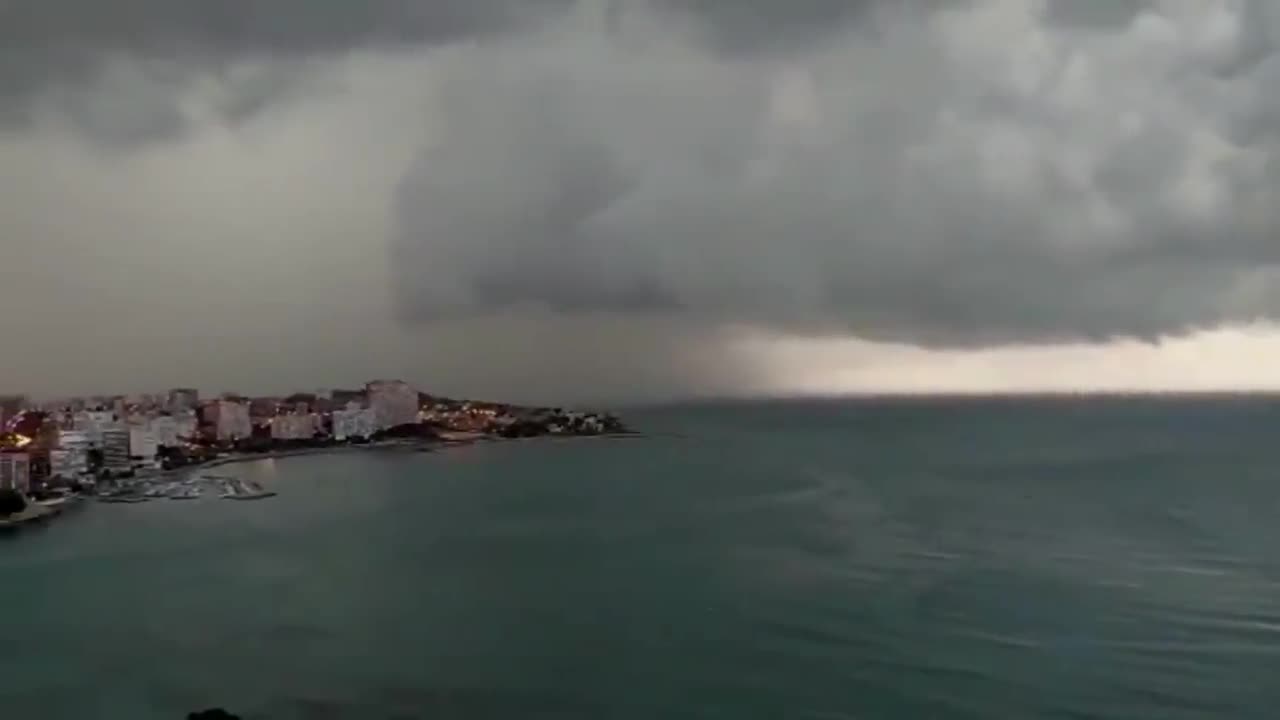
[5,398,1280,718]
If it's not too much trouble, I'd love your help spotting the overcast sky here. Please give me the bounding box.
[3,0,1280,404]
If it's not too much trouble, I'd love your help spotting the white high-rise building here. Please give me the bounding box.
[101,428,132,472]
[366,380,419,431]
[49,450,84,481]
[144,413,196,447]
[271,413,318,441]
[53,430,94,480]
[148,415,178,448]
[73,410,119,441]
[129,427,159,461]
[212,400,252,441]
[172,412,198,443]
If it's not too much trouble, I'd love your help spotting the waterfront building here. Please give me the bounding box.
[53,430,94,480]
[150,411,199,446]
[267,415,287,441]
[196,401,213,437]
[0,452,31,493]
[148,415,180,448]
[129,427,159,461]
[207,400,252,442]
[49,450,85,480]
[49,449,72,480]
[270,413,319,441]
[366,380,419,431]
[73,409,119,440]
[26,449,51,489]
[332,403,378,441]
[101,428,132,473]
[173,412,198,444]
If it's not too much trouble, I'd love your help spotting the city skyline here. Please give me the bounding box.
[0,375,621,496]
[2,379,445,417]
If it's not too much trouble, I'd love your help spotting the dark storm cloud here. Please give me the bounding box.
[649,0,960,54]
[0,0,924,143]
[1043,0,1146,29]
[392,0,1280,348]
[0,0,572,137]
[0,0,567,68]
[0,0,917,106]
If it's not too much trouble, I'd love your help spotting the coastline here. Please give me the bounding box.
[3,431,645,525]
[5,381,636,526]
[144,430,646,482]
[0,504,52,529]
[145,444,391,483]
[0,497,77,530]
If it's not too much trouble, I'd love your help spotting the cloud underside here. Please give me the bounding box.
[391,0,1280,348]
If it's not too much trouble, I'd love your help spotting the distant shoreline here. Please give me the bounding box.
[150,431,645,480]
[13,431,645,524]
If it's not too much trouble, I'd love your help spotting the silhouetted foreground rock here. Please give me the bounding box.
[0,488,26,517]
[187,709,240,720]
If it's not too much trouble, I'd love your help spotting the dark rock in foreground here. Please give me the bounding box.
[188,709,240,720]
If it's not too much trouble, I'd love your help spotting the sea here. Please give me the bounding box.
[4,397,1280,719]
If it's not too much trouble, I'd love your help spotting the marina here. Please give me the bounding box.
[93,472,276,503]
[217,477,277,501]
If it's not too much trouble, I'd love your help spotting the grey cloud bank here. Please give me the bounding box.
[393,0,1280,347]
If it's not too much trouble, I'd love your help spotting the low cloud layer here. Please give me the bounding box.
[394,0,1280,346]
